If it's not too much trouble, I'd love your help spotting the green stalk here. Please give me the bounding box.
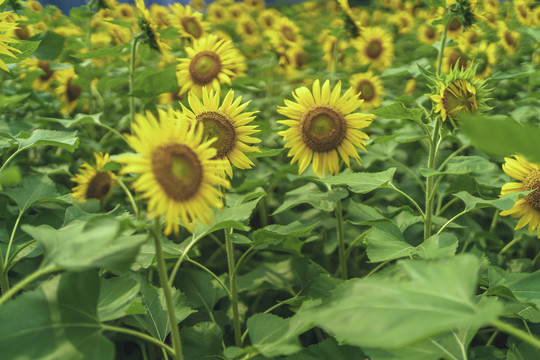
[491,319,540,350]
[117,178,139,220]
[424,118,441,240]
[152,219,183,360]
[436,15,452,76]
[335,200,347,279]
[4,211,23,271]
[0,265,59,305]
[225,228,242,347]
[129,37,139,124]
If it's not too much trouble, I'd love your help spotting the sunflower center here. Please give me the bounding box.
[504,31,515,46]
[295,51,306,67]
[264,16,274,28]
[442,80,478,119]
[426,28,436,39]
[356,80,376,101]
[151,144,203,202]
[522,169,540,211]
[67,79,82,102]
[366,39,383,59]
[189,51,222,85]
[243,22,255,35]
[15,25,30,40]
[196,111,236,158]
[448,51,468,71]
[448,16,462,32]
[281,26,297,42]
[86,172,112,200]
[38,61,54,82]
[301,106,347,152]
[181,17,203,38]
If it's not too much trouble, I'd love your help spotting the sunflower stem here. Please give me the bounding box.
[424,118,441,240]
[335,199,347,279]
[0,265,59,305]
[152,219,184,360]
[129,37,140,124]
[436,15,451,76]
[4,211,23,271]
[117,178,139,220]
[491,319,540,350]
[225,227,242,347]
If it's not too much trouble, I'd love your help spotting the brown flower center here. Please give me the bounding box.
[448,16,462,32]
[86,172,113,200]
[196,111,236,158]
[189,51,222,85]
[366,39,383,59]
[181,17,203,38]
[356,80,376,102]
[448,51,468,71]
[15,25,30,40]
[442,80,478,119]
[151,143,203,202]
[243,22,255,35]
[281,25,297,42]
[67,79,82,102]
[426,28,436,39]
[301,106,347,152]
[38,61,54,82]
[504,30,515,46]
[522,168,540,211]
[263,16,274,28]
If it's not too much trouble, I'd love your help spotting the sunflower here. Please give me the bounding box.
[21,58,56,91]
[190,0,206,11]
[320,31,348,71]
[0,6,21,72]
[135,0,170,54]
[117,108,230,235]
[418,25,440,45]
[207,2,228,25]
[533,6,540,27]
[349,71,384,110]
[274,16,302,46]
[405,78,416,94]
[236,15,261,47]
[181,88,260,178]
[500,155,540,238]
[470,41,496,79]
[353,27,394,72]
[150,4,172,28]
[279,44,308,76]
[277,79,374,177]
[498,22,520,55]
[71,153,116,202]
[446,16,463,38]
[442,47,469,73]
[227,3,246,21]
[55,68,82,115]
[26,0,43,12]
[459,28,483,48]
[169,4,208,40]
[258,8,280,30]
[176,34,245,97]
[429,65,488,124]
[116,3,136,21]
[244,0,265,11]
[389,11,414,35]
[514,0,531,26]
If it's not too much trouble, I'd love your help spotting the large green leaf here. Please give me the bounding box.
[251,221,317,255]
[297,255,502,349]
[283,338,362,360]
[453,191,524,211]
[9,129,80,153]
[131,66,179,97]
[1,175,60,213]
[30,30,65,61]
[0,40,40,65]
[181,322,223,360]
[421,156,493,177]
[487,267,540,308]
[0,271,114,360]
[370,102,424,123]
[321,168,397,194]
[22,216,146,274]
[174,269,227,310]
[272,183,348,215]
[247,313,307,357]
[97,276,145,322]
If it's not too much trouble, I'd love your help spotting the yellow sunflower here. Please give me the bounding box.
[0,5,21,72]
[277,79,374,177]
[181,88,260,178]
[514,0,531,26]
[227,3,247,21]
[274,16,302,46]
[117,108,230,235]
[442,47,470,73]
[429,65,488,124]
[389,11,415,35]
[258,8,280,30]
[207,2,228,25]
[470,41,496,79]
[150,4,173,28]
[55,68,82,115]
[71,153,116,202]
[320,32,347,71]
[135,0,170,54]
[498,22,520,55]
[446,16,463,38]
[533,6,540,26]
[26,0,43,13]
[176,34,246,96]
[459,28,483,48]
[500,155,540,238]
[21,58,56,91]
[349,71,384,110]
[236,15,261,47]
[169,4,208,40]
[116,3,136,22]
[244,0,265,11]
[418,25,440,45]
[190,0,206,11]
[353,27,394,72]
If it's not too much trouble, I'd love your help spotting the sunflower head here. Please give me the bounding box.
[170,4,208,39]
[349,71,384,110]
[118,108,230,234]
[353,26,394,72]
[135,0,170,54]
[55,67,82,115]
[428,65,489,127]
[71,153,116,202]
[277,79,374,177]
[500,155,540,238]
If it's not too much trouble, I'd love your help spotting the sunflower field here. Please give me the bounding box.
[0,0,539,359]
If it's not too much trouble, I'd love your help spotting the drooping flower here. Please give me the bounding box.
[117,108,230,235]
[277,79,374,177]
[500,155,540,238]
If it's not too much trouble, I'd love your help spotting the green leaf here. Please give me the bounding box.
[15,129,79,153]
[71,44,129,59]
[284,338,362,360]
[297,255,502,349]
[181,322,223,360]
[30,30,65,61]
[0,40,40,64]
[421,156,493,177]
[246,147,283,159]
[487,267,540,308]
[174,269,227,310]
[453,191,524,211]
[322,168,397,194]
[252,221,317,255]
[461,115,540,165]
[0,93,31,109]
[247,313,306,357]
[1,175,60,213]
[370,103,424,123]
[0,166,21,188]
[22,216,146,274]
[97,276,145,322]
[126,273,195,341]
[365,223,414,262]
[416,233,458,259]
[507,341,540,360]
[38,113,105,128]
[272,183,348,215]
[69,7,96,20]
[131,66,179,97]
[237,258,296,292]
[0,271,114,360]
